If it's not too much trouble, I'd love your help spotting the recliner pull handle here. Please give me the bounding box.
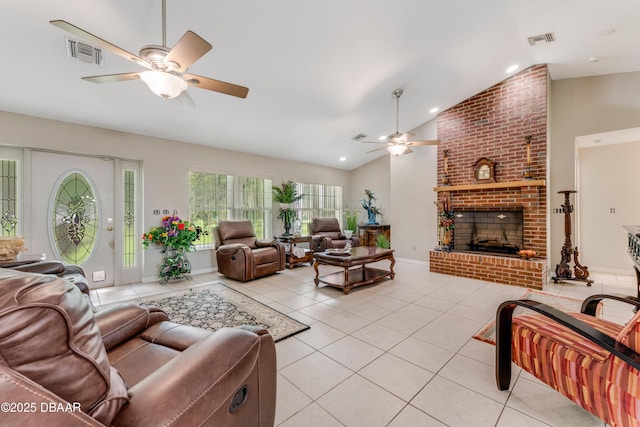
[229,384,248,413]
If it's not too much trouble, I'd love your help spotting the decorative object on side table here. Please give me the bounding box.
[523,135,534,180]
[362,189,382,225]
[436,197,454,251]
[272,180,304,237]
[142,214,201,284]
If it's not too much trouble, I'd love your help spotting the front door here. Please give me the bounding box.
[31,151,117,287]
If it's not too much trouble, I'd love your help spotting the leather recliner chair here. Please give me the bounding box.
[310,217,360,252]
[0,268,277,426]
[213,220,285,281]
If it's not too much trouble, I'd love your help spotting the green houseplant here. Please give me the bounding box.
[272,180,303,236]
[344,207,358,235]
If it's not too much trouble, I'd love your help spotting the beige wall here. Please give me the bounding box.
[550,71,640,271]
[0,111,350,281]
[390,119,437,261]
[348,155,390,227]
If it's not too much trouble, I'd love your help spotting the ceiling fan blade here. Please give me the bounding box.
[360,140,387,144]
[405,148,414,154]
[82,72,141,83]
[366,146,387,153]
[407,139,440,146]
[165,31,212,72]
[50,20,151,69]
[182,73,249,98]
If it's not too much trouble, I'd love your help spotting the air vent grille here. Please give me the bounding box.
[352,133,367,141]
[527,32,556,47]
[66,38,103,65]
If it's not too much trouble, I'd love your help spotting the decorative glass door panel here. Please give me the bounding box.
[51,171,99,264]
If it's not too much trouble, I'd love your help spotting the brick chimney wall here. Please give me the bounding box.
[429,64,548,289]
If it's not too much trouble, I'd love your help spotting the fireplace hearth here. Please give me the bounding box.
[453,207,524,255]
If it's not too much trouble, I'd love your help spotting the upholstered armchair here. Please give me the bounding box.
[0,268,277,426]
[496,294,640,427]
[309,217,359,252]
[213,220,286,281]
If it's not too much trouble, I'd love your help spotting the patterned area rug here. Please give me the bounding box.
[473,290,591,345]
[100,282,309,342]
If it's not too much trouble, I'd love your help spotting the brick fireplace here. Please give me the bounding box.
[429,65,548,289]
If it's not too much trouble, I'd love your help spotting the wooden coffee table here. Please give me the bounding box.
[313,246,395,294]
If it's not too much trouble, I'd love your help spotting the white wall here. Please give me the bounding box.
[578,140,640,272]
[390,119,438,261]
[348,155,390,226]
[0,111,351,281]
[550,71,640,272]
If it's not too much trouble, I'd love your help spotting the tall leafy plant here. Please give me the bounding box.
[272,180,303,235]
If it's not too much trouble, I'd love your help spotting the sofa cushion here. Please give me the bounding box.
[0,269,128,424]
[312,217,340,233]
[218,221,256,242]
[253,247,279,265]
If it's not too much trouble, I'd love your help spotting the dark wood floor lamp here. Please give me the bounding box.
[552,190,593,285]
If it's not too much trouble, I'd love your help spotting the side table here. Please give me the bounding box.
[274,235,314,268]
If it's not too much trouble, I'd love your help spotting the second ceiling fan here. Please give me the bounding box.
[362,89,439,156]
[50,0,248,103]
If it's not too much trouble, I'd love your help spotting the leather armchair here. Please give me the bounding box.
[0,259,90,295]
[0,268,277,426]
[496,294,640,427]
[310,217,359,252]
[213,220,285,281]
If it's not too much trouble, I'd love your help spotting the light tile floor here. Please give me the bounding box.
[92,261,637,427]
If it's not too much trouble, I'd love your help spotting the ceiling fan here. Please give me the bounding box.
[361,88,439,156]
[50,0,248,102]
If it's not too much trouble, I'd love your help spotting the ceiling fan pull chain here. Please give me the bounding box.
[162,0,167,48]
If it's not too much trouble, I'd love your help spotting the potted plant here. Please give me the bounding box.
[142,215,201,283]
[344,207,358,238]
[272,180,303,236]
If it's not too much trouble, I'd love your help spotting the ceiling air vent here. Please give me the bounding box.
[527,32,556,47]
[352,133,367,141]
[65,37,103,65]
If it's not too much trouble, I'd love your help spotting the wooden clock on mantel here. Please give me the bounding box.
[473,158,495,183]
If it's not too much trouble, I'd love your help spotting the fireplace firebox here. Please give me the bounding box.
[452,207,524,255]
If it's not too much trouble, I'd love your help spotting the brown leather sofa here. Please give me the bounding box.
[310,217,360,252]
[213,220,285,281]
[0,268,277,426]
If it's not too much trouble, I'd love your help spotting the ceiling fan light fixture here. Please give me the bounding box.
[387,144,407,156]
[140,70,187,99]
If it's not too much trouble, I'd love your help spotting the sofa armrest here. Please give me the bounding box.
[311,235,331,252]
[95,304,169,351]
[10,260,65,275]
[495,299,640,391]
[255,239,278,248]
[581,293,640,316]
[112,327,276,427]
[0,366,102,426]
[349,236,361,247]
[217,243,251,255]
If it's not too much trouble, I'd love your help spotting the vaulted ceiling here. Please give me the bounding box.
[1,0,639,170]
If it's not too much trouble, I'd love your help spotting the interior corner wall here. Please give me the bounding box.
[348,156,391,226]
[550,71,640,269]
[390,119,438,261]
[0,110,351,281]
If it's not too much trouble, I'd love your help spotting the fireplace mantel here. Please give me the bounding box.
[433,179,545,193]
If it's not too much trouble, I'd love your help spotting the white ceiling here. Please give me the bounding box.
[1,0,639,170]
